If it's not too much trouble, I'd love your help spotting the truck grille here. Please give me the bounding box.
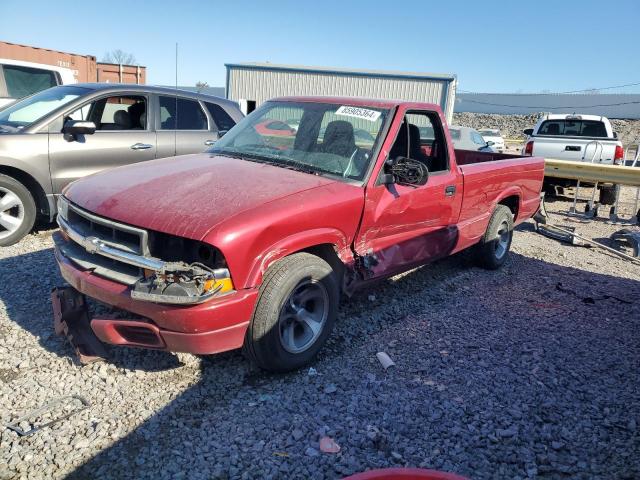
[59,201,151,285]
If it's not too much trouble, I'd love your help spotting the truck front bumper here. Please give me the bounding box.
[53,232,258,355]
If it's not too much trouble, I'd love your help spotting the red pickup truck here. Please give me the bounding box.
[53,96,544,371]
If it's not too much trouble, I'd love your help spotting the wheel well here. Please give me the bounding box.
[0,166,50,218]
[301,244,345,280]
[498,195,519,218]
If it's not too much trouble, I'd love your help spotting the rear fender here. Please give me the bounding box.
[243,228,353,289]
[495,187,522,219]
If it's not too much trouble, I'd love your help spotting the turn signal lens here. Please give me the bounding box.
[204,277,234,294]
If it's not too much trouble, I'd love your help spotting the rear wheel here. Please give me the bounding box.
[0,175,36,247]
[474,204,513,270]
[243,253,339,372]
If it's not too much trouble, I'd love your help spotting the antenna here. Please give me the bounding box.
[174,42,178,156]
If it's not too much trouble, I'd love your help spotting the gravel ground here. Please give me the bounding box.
[1,197,639,480]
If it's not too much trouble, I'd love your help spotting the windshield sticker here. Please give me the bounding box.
[335,106,381,122]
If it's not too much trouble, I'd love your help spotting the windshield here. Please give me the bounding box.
[210,101,389,181]
[0,85,89,131]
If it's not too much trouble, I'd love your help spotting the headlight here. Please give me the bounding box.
[133,233,235,304]
[132,265,235,304]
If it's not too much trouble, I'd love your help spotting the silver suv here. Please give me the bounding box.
[0,84,243,245]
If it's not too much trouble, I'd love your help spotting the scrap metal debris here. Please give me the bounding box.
[611,229,640,257]
[6,395,89,436]
[534,196,640,265]
[376,352,395,370]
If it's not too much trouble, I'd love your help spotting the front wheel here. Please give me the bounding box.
[243,253,339,372]
[474,204,513,270]
[0,174,36,247]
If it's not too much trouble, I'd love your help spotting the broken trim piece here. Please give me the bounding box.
[6,395,89,436]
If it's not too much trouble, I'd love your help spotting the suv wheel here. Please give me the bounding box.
[0,175,36,247]
[243,252,339,372]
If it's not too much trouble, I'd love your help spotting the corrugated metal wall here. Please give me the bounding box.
[227,66,456,122]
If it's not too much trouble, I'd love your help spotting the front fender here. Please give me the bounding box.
[244,228,353,289]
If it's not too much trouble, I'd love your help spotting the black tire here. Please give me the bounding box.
[244,253,339,372]
[0,174,36,247]
[599,185,617,205]
[474,204,513,270]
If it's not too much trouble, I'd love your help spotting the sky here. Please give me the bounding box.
[1,0,639,94]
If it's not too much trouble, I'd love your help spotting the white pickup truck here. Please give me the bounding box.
[0,59,76,109]
[522,114,624,203]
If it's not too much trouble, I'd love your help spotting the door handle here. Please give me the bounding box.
[131,143,152,150]
[565,145,581,152]
[445,185,456,196]
[204,140,216,146]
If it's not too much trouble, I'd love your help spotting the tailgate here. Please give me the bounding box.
[532,137,617,163]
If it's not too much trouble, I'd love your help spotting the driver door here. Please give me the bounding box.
[354,107,463,278]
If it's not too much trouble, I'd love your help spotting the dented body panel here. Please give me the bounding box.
[55,96,544,355]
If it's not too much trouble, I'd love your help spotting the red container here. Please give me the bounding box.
[344,468,469,480]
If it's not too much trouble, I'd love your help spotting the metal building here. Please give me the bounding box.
[225,63,457,122]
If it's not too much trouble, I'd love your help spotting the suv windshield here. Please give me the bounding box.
[0,85,89,132]
[210,101,389,181]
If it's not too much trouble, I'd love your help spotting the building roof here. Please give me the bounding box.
[225,62,456,82]
[273,95,441,110]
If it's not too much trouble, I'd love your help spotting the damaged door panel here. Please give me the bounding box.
[354,106,463,278]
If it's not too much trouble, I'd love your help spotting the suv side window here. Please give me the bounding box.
[64,95,147,131]
[159,96,207,130]
[3,64,59,98]
[204,102,236,131]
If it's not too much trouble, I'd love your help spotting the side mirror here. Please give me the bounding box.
[486,140,495,146]
[63,120,96,139]
[383,156,429,186]
[523,128,533,136]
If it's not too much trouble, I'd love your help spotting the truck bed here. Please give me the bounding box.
[454,149,526,166]
[452,149,545,252]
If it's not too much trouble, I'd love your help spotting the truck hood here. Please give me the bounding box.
[64,153,338,240]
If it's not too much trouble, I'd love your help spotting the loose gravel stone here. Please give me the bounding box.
[1,195,639,479]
